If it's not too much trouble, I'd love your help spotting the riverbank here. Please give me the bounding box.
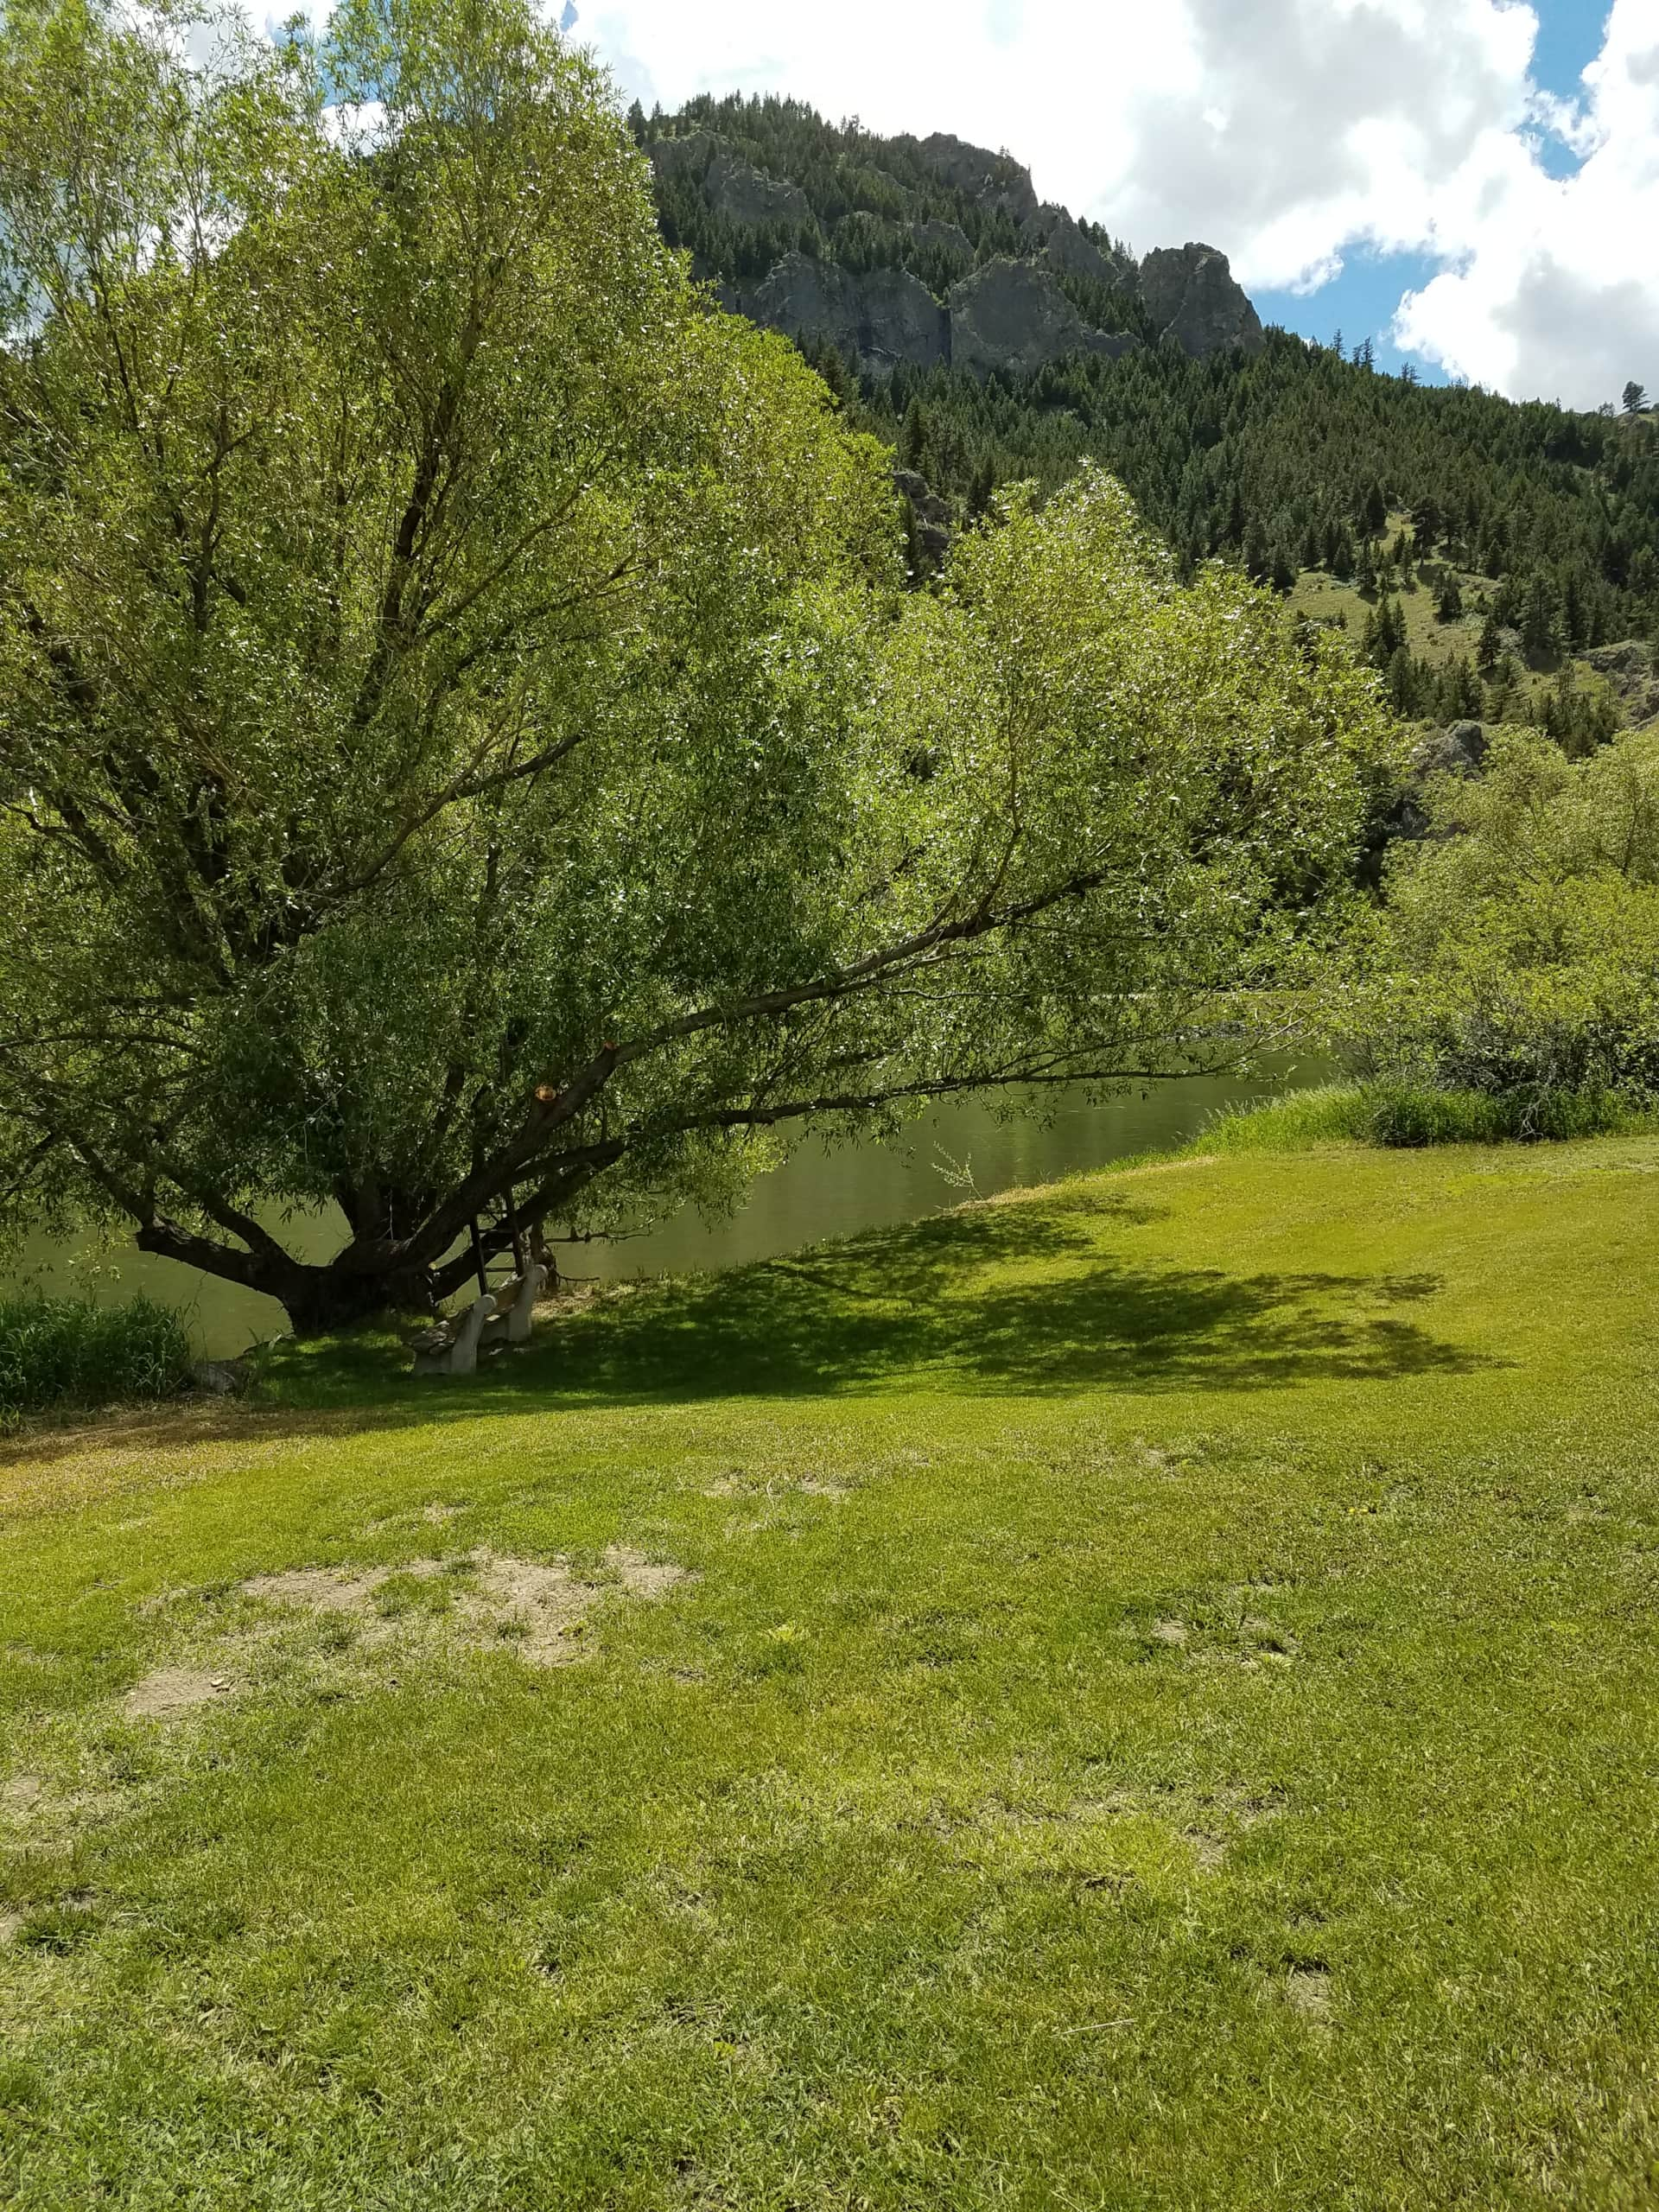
[0,1066,1313,1358]
[4,1135,1659,2206]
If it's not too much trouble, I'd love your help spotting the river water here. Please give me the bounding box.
[3,1069,1307,1355]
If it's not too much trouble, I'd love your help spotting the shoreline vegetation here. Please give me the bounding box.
[0,1294,194,1433]
[4,1125,1659,2202]
[2,1079,1653,1427]
[1202,1078,1659,1152]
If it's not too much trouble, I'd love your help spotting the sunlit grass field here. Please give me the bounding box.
[4,1135,1659,2207]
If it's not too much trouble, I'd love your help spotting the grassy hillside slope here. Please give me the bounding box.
[4,1139,1659,2206]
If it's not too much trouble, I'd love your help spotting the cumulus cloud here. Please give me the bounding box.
[581,0,1198,200]
[1393,0,1659,402]
[577,0,1659,408]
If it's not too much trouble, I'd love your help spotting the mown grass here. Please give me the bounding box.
[4,1137,1659,2206]
[0,1293,193,1429]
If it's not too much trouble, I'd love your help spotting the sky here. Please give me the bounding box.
[563,0,1659,409]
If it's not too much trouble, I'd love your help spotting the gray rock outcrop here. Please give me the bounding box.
[740,255,947,376]
[1039,206,1136,293]
[651,132,811,229]
[742,251,861,361]
[912,132,1039,225]
[190,1357,249,1397]
[949,259,1138,379]
[893,467,954,565]
[1140,243,1264,358]
[1585,640,1659,728]
[1412,721,1491,780]
[860,266,950,372]
[649,125,1270,373]
[913,218,974,262]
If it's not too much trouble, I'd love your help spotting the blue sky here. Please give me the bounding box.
[1252,2,1614,384]
[1255,252,1452,383]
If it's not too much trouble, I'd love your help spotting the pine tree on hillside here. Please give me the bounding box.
[1442,658,1483,719]
[899,397,928,472]
[1521,574,1559,664]
[1487,652,1523,720]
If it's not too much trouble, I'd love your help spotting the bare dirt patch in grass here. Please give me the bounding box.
[111,1548,690,1732]
[240,1544,688,1669]
[699,1469,850,1502]
[1186,1829,1230,1872]
[123,1667,237,1722]
[1287,1965,1334,2021]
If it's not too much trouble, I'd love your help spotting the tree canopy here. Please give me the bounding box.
[0,0,1393,1332]
[1332,727,1659,1122]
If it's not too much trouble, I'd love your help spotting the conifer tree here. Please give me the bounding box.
[1521,574,1559,663]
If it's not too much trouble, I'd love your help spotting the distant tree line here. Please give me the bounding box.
[813,336,1659,687]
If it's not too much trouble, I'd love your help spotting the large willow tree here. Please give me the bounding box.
[0,0,1392,1332]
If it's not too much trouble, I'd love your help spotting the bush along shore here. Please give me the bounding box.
[0,1294,194,1430]
[1204,1079,1659,1152]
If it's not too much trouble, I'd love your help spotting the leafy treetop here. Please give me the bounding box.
[0,0,1393,1332]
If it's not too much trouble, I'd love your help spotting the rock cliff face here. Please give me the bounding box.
[650,133,810,230]
[646,115,1266,380]
[860,266,951,373]
[950,261,1138,379]
[1140,244,1264,359]
[913,217,974,262]
[1585,640,1659,728]
[911,133,1040,225]
[1039,206,1137,295]
[741,252,861,362]
[893,468,954,564]
[740,255,947,378]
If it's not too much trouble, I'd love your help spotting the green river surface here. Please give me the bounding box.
[3,1068,1312,1356]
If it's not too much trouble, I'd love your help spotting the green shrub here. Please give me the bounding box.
[1203,1085,1378,1153]
[0,1293,194,1423]
[1329,729,1659,1128]
[1205,1082,1652,1155]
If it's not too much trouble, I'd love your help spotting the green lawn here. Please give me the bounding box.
[4,1137,1659,2208]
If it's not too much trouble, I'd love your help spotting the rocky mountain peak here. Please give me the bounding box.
[642,103,1266,380]
[910,133,1041,226]
[1140,243,1264,359]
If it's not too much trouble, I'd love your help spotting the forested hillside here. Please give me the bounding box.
[637,94,1659,738]
[845,337,1659,730]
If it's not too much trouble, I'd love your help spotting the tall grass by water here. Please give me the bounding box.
[0,1293,193,1425]
[1204,1080,1657,1154]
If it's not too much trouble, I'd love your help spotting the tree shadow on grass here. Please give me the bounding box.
[0,1191,1493,1465]
[496,1188,1491,1406]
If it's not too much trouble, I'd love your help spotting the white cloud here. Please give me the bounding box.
[1393,0,1659,401]
[575,0,1659,408]
[582,0,1199,210]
